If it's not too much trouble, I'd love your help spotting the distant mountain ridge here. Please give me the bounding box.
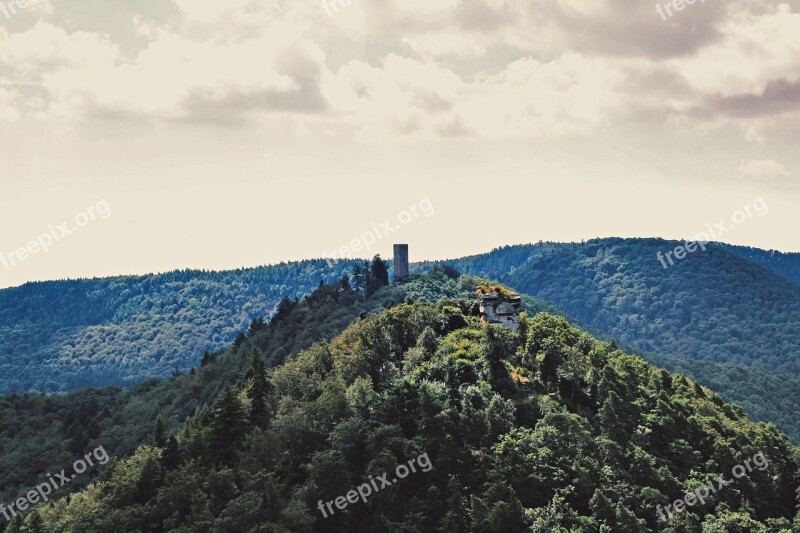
[715,242,800,285]
[430,239,800,370]
[2,237,799,436]
[0,261,356,393]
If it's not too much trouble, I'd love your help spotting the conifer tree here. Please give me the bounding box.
[161,435,181,471]
[352,265,365,296]
[210,387,249,464]
[153,416,167,448]
[135,455,162,504]
[369,255,390,295]
[248,350,271,428]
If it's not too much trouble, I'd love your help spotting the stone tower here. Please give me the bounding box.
[393,244,409,284]
[478,290,522,331]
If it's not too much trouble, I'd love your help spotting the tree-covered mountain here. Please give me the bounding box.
[0,260,361,393]
[3,238,800,444]
[3,277,798,532]
[715,243,800,286]
[0,268,472,511]
[428,240,800,288]
[3,240,796,396]
[426,238,800,442]
[500,239,800,372]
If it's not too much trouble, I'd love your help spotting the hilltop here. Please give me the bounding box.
[427,238,800,442]
[3,238,800,442]
[3,275,797,532]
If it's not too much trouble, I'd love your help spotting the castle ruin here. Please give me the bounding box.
[478,290,522,331]
[393,244,409,284]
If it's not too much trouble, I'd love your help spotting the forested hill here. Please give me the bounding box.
[432,239,800,287]
[3,239,795,396]
[428,238,800,442]
[430,238,800,372]
[715,243,800,285]
[505,239,800,371]
[0,260,358,393]
[8,278,799,532]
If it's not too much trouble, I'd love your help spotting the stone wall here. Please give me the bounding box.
[478,291,522,331]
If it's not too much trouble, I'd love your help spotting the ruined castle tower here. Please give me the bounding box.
[393,244,409,284]
[478,290,522,331]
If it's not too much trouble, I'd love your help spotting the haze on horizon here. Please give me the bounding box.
[1,0,798,289]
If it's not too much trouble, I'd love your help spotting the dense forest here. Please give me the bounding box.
[3,238,800,455]
[423,239,800,443]
[0,266,473,509]
[715,243,800,286]
[501,239,800,371]
[0,259,360,393]
[2,276,797,532]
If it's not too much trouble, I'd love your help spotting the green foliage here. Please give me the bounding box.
[0,260,360,394]
[13,294,799,532]
[0,271,465,509]
[429,239,800,443]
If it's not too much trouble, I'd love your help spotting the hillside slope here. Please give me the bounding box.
[0,260,357,393]
[431,238,800,443]
[0,270,471,508]
[10,286,798,532]
[717,243,800,285]
[3,239,796,397]
[501,239,800,372]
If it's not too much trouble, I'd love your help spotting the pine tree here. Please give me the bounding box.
[161,435,181,470]
[135,456,162,504]
[362,261,372,296]
[153,416,167,448]
[352,265,365,296]
[248,350,271,428]
[272,297,296,325]
[210,387,249,464]
[247,316,266,336]
[233,331,247,349]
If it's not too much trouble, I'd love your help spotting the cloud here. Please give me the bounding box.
[0,0,797,146]
[737,158,793,180]
[702,79,800,118]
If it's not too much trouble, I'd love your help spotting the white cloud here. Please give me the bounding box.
[0,0,797,144]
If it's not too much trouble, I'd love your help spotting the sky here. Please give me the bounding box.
[0,0,798,288]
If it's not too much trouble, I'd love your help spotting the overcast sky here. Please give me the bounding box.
[0,0,798,288]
